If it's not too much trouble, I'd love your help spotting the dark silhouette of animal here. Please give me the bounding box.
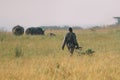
[25,27,44,35]
[49,33,56,36]
[12,25,24,36]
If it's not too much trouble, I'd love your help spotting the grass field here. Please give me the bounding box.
[0,26,120,80]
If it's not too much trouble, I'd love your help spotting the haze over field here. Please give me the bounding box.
[0,0,120,30]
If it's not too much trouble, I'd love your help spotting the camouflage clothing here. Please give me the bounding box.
[62,32,79,54]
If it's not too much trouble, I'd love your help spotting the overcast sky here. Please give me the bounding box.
[0,0,120,30]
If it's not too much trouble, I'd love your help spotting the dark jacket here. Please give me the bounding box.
[62,32,79,49]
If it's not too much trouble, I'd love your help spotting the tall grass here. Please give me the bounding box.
[0,29,7,42]
[15,46,23,57]
[0,27,120,80]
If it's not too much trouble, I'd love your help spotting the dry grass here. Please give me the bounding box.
[0,26,120,80]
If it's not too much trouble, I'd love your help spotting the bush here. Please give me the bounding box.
[85,49,95,55]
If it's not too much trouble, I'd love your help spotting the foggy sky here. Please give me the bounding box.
[0,0,120,30]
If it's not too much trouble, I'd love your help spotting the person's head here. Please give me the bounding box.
[69,27,73,32]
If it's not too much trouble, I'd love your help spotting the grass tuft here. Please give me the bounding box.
[15,46,23,57]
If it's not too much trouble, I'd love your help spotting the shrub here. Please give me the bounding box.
[85,49,95,55]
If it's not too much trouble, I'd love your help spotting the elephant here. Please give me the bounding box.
[12,25,24,36]
[25,27,44,35]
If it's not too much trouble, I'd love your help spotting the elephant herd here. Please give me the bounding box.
[12,25,44,36]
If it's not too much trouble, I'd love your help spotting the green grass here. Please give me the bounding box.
[0,26,120,80]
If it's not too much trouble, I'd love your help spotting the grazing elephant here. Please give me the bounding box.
[25,27,44,35]
[12,25,24,36]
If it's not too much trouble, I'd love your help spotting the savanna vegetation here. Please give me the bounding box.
[0,26,120,80]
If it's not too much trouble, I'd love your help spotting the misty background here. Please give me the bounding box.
[0,0,120,31]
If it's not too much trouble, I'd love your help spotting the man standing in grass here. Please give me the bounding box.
[62,27,80,56]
